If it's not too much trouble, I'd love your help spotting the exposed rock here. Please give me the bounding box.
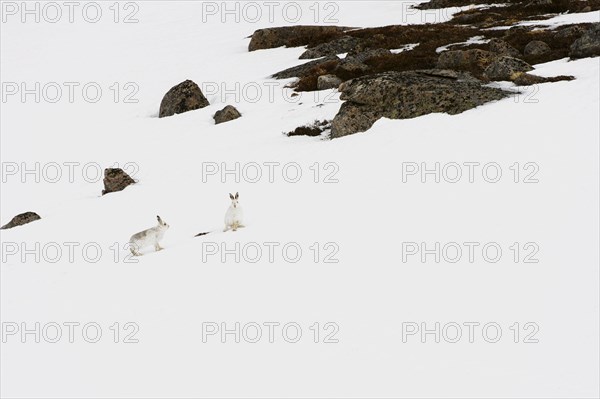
[317,74,342,90]
[489,38,521,57]
[436,49,495,71]
[484,56,533,81]
[286,120,331,137]
[159,80,209,118]
[248,26,351,51]
[214,105,241,124]
[524,40,551,55]
[1,212,41,230]
[300,36,360,59]
[102,168,135,195]
[272,55,340,79]
[330,70,509,138]
[569,23,600,59]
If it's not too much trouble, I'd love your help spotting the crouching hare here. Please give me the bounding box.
[129,215,169,256]
[224,192,244,232]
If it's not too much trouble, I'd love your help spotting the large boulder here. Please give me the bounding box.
[214,105,242,124]
[248,26,351,51]
[524,40,551,56]
[569,23,600,59]
[330,69,509,138]
[484,56,533,81]
[159,80,209,118]
[102,168,135,195]
[300,36,361,59]
[1,212,41,229]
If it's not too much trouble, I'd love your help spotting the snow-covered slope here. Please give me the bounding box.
[1,2,599,398]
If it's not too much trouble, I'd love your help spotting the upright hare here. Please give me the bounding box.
[129,215,169,256]
[224,192,244,232]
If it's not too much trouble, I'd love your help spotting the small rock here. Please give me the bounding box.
[484,56,533,81]
[570,23,600,59]
[489,39,521,57]
[524,40,551,56]
[1,212,41,229]
[214,105,242,124]
[102,168,135,195]
[159,80,209,118]
[317,74,342,90]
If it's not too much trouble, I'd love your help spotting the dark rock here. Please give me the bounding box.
[286,120,331,137]
[272,55,340,79]
[248,26,351,51]
[570,23,600,58]
[317,74,342,90]
[524,40,551,55]
[331,70,509,138]
[1,212,41,229]
[300,36,360,59]
[102,168,135,195]
[489,38,521,57]
[159,80,209,118]
[214,105,242,124]
[484,56,533,81]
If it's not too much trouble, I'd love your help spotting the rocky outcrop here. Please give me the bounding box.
[569,23,600,58]
[214,105,242,124]
[300,36,360,59]
[330,69,509,138]
[335,48,392,79]
[248,26,351,51]
[524,40,551,55]
[159,80,209,118]
[484,56,533,81]
[102,168,135,195]
[1,212,41,229]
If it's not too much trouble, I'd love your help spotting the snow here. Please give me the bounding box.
[1,1,599,398]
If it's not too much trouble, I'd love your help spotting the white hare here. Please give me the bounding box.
[224,192,244,232]
[129,215,170,256]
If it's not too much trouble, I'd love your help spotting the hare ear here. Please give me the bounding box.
[235,192,239,199]
[157,215,162,224]
[229,193,234,200]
